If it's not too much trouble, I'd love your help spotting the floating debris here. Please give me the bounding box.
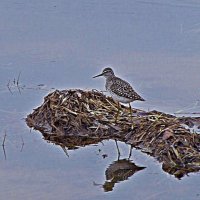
[26,89,200,179]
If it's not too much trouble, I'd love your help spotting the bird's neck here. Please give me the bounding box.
[105,74,115,81]
[105,75,115,90]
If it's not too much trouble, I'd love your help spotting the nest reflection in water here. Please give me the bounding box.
[26,89,200,179]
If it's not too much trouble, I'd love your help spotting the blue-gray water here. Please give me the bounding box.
[0,1,200,199]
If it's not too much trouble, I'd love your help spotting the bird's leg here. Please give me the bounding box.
[128,145,133,160]
[115,102,120,123]
[129,103,134,129]
[129,103,132,117]
[115,139,121,160]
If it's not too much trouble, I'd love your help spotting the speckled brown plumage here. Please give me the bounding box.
[107,76,145,102]
[93,67,145,104]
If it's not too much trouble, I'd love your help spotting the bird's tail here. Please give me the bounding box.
[135,93,145,101]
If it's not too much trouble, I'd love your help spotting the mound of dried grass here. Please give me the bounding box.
[26,89,200,178]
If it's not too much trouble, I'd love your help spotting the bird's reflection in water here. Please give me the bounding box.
[41,133,146,192]
[103,159,146,192]
[115,139,133,160]
[98,140,146,192]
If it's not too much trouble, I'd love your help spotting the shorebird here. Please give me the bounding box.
[93,67,145,121]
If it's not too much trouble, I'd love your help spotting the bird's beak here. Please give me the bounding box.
[93,73,104,78]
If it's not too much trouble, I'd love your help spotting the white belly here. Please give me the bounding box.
[110,91,132,103]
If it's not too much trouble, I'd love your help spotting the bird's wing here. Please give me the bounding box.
[110,77,145,101]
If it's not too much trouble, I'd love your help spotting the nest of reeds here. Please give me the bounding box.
[26,89,200,178]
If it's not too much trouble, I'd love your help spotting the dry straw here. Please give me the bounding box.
[26,89,200,178]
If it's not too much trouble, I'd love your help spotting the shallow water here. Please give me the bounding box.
[0,0,200,199]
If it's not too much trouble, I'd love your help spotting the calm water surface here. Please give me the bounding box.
[0,0,200,199]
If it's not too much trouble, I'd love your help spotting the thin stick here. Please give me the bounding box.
[16,71,21,86]
[7,80,13,94]
[2,131,6,146]
[16,71,22,94]
[2,131,7,160]
[17,85,21,94]
[61,146,69,157]
[2,145,6,160]
[20,136,24,152]
[93,181,102,186]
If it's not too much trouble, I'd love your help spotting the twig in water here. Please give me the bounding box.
[2,145,6,160]
[2,131,6,146]
[7,80,13,94]
[15,71,22,94]
[2,131,7,160]
[93,181,102,186]
[61,146,69,157]
[16,71,21,86]
[20,136,24,152]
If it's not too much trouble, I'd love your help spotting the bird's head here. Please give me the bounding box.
[93,67,114,79]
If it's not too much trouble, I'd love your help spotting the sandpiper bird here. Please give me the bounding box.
[93,67,145,121]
